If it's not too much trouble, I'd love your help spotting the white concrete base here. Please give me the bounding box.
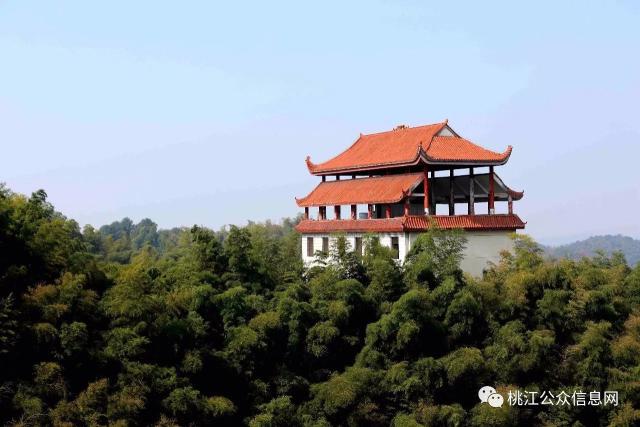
[300,230,515,277]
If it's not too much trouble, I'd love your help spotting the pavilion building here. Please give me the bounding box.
[295,120,525,276]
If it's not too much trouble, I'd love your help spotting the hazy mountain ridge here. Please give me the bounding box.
[545,234,640,266]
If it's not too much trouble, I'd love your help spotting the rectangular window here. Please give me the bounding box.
[391,236,399,259]
[307,237,314,257]
[322,237,329,254]
[354,237,363,256]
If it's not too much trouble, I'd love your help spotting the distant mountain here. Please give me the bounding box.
[545,235,640,266]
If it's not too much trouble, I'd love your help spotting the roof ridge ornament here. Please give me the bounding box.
[305,156,317,173]
[394,124,408,131]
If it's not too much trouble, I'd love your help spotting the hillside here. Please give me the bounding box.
[546,234,640,266]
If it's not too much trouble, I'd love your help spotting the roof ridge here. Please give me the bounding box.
[321,171,423,180]
[360,121,445,138]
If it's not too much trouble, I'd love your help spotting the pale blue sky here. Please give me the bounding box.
[1,1,639,244]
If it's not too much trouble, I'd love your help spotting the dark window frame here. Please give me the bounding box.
[391,236,399,259]
[307,237,314,257]
[354,237,363,256]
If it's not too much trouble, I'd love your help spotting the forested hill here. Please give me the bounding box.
[2,184,640,426]
[546,235,640,266]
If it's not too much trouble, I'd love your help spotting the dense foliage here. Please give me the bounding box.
[2,184,640,426]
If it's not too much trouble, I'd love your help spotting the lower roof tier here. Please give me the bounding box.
[296,172,523,207]
[296,214,526,234]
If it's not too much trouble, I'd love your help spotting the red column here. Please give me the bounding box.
[322,176,326,182]
[304,207,309,220]
[468,168,475,215]
[385,205,392,218]
[449,169,455,216]
[404,199,410,216]
[489,166,495,214]
[429,170,436,215]
[336,175,340,181]
[351,205,357,220]
[368,204,373,219]
[508,194,513,214]
[423,164,430,215]
[334,205,341,220]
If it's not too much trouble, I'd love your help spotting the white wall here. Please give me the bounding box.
[302,230,516,277]
[436,125,455,136]
[459,231,515,276]
[406,230,514,276]
[300,232,406,265]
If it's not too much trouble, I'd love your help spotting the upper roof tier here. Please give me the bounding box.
[305,120,513,175]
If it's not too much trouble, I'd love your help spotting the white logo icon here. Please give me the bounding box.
[488,393,504,408]
[479,385,504,408]
[478,386,497,403]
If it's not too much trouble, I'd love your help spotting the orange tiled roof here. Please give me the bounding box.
[297,218,406,233]
[306,121,512,174]
[295,173,423,207]
[295,214,525,233]
[402,214,525,231]
[427,136,512,163]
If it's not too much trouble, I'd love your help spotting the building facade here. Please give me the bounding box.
[295,120,525,276]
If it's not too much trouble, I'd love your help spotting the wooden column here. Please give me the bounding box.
[385,205,392,218]
[351,204,357,220]
[351,175,356,179]
[508,194,513,214]
[304,207,309,220]
[367,204,373,219]
[423,164,430,215]
[468,168,475,215]
[334,205,341,220]
[488,166,495,214]
[335,175,340,181]
[322,176,326,182]
[430,170,436,215]
[404,199,410,216]
[319,206,326,220]
[449,169,455,216]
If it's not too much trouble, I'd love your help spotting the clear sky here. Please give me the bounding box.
[1,1,639,245]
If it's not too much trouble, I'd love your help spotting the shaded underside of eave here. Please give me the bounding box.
[429,173,524,201]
